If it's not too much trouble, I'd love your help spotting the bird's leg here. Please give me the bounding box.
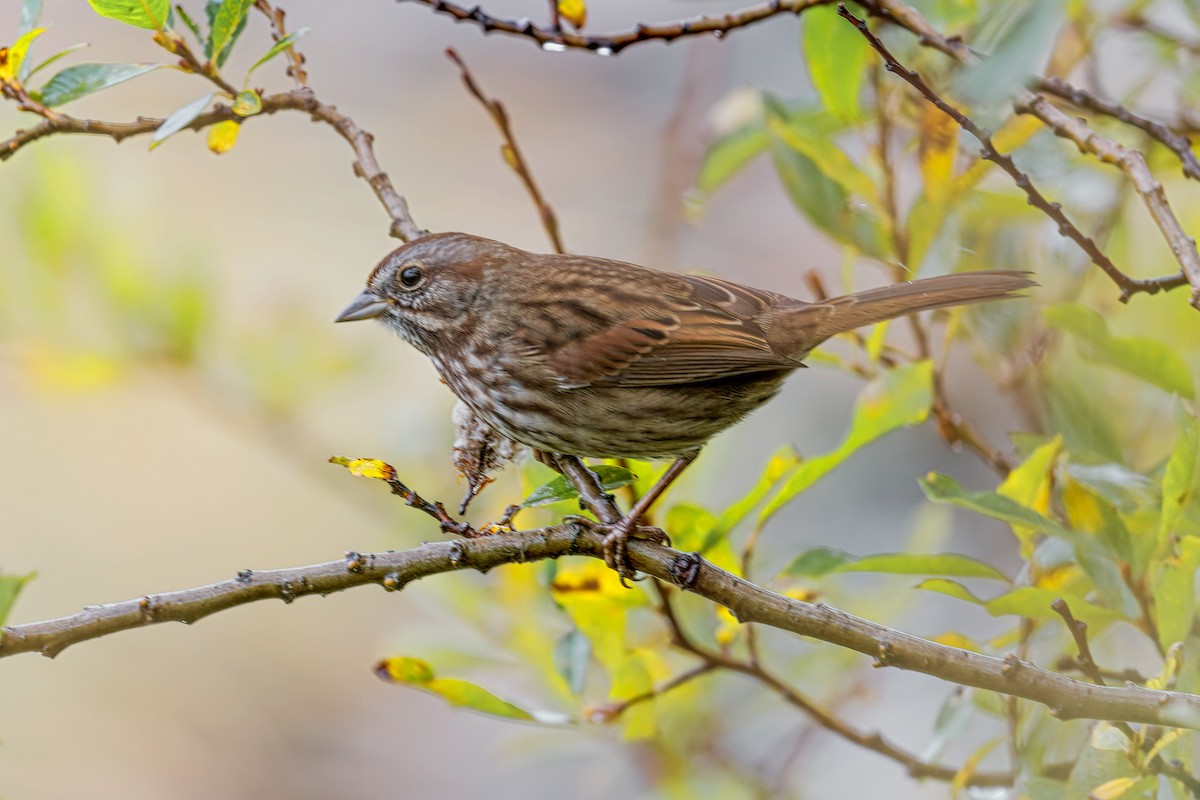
[539,452,622,523]
[597,452,698,584]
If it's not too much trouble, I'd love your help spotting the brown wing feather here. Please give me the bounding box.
[547,273,802,389]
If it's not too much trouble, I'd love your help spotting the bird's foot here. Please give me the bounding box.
[566,515,670,586]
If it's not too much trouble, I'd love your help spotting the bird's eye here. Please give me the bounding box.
[399,266,424,289]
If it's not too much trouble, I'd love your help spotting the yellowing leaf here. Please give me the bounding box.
[0,27,46,83]
[328,456,396,481]
[23,345,124,391]
[714,604,741,646]
[376,656,536,721]
[207,119,240,154]
[998,436,1062,558]
[952,115,1042,194]
[557,0,586,29]
[1160,403,1200,544]
[918,104,958,202]
[1087,777,1137,800]
[231,88,262,117]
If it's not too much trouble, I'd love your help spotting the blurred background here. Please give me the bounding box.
[2,1,1197,797]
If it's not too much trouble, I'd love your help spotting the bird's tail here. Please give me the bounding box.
[781,271,1035,354]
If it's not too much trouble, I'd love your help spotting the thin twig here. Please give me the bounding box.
[445,48,564,253]
[1,91,424,241]
[254,0,310,89]
[1016,93,1200,307]
[403,0,971,61]
[1034,77,1200,182]
[838,4,1192,307]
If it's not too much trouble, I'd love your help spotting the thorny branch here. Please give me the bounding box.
[838,5,1196,308]
[446,48,565,253]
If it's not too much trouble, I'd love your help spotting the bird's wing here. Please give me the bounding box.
[546,274,803,389]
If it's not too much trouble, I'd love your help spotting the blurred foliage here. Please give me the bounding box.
[5,0,1200,797]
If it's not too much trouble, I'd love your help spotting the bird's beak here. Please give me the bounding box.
[335,290,390,323]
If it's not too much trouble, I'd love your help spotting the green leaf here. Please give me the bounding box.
[246,27,310,77]
[37,62,161,107]
[207,0,252,66]
[988,587,1122,627]
[1045,304,1195,398]
[87,0,169,29]
[231,88,261,116]
[150,92,214,149]
[785,548,1008,580]
[175,4,205,46]
[784,546,852,576]
[520,464,637,508]
[376,656,539,722]
[761,361,933,522]
[916,577,982,604]
[920,472,1072,541]
[22,43,90,83]
[766,99,878,209]
[553,628,591,696]
[921,689,974,763]
[19,0,43,35]
[0,572,35,628]
[954,0,1066,111]
[763,96,889,258]
[708,445,799,542]
[802,4,871,122]
[1161,403,1200,543]
[1154,536,1200,650]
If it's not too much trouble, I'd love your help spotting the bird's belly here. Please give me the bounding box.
[437,355,789,458]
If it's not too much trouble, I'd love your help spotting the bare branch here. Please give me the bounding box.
[445,48,565,253]
[4,521,1200,731]
[1016,93,1200,307]
[1034,77,1200,182]
[1,91,425,242]
[838,5,1193,307]
[254,0,310,89]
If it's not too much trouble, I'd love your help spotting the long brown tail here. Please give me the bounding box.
[784,271,1035,353]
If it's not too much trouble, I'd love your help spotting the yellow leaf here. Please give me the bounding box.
[713,604,740,646]
[23,345,124,392]
[918,104,958,202]
[207,119,240,154]
[930,631,981,652]
[328,456,397,481]
[557,0,586,29]
[1088,777,1137,800]
[952,115,1043,195]
[0,28,46,84]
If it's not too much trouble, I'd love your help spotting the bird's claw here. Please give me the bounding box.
[566,515,670,586]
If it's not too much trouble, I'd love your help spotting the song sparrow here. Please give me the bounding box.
[337,232,1033,575]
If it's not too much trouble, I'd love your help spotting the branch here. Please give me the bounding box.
[445,48,565,253]
[838,5,1193,306]
[1033,77,1200,182]
[254,0,310,89]
[1,92,425,242]
[1016,93,1200,307]
[403,0,972,60]
[4,523,1200,731]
